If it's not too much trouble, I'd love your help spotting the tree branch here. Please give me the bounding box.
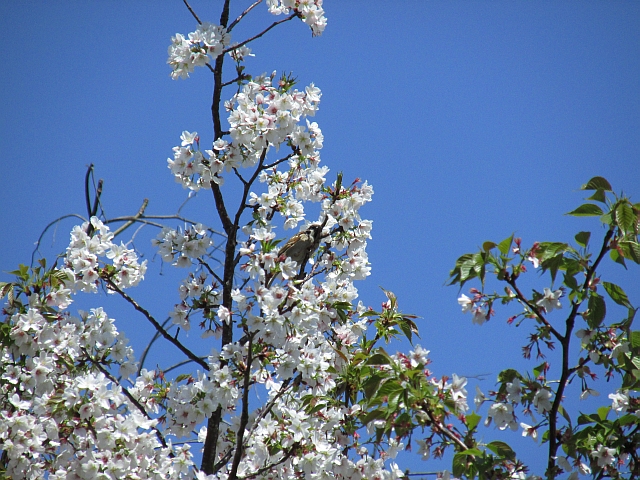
[104,279,208,371]
[227,0,262,32]
[421,403,468,452]
[229,336,254,479]
[86,350,171,452]
[182,0,202,25]
[506,277,563,342]
[546,226,614,476]
[112,198,149,237]
[223,14,298,55]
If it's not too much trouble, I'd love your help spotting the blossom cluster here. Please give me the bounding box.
[227,77,322,162]
[66,216,147,293]
[168,22,231,79]
[167,76,323,192]
[152,222,214,267]
[0,303,193,479]
[267,0,327,36]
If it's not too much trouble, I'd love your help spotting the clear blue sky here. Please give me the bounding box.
[1,1,639,475]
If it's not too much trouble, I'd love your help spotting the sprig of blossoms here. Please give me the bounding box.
[227,76,322,166]
[168,22,231,79]
[65,217,147,292]
[152,222,213,267]
[267,0,327,36]
[167,130,226,191]
[0,302,193,478]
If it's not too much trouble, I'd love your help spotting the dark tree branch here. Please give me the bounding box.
[198,259,224,285]
[546,226,614,477]
[137,317,173,376]
[505,277,563,342]
[104,279,208,371]
[31,213,86,266]
[229,336,254,479]
[223,14,298,55]
[228,0,262,32]
[182,0,202,24]
[112,199,149,237]
[85,350,171,452]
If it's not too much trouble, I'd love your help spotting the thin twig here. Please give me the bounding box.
[112,199,149,237]
[198,259,224,285]
[30,214,86,266]
[227,0,262,32]
[163,357,208,375]
[182,0,202,24]
[86,351,171,451]
[222,75,246,88]
[263,151,297,170]
[84,164,94,219]
[223,15,298,55]
[105,278,208,371]
[506,277,562,341]
[237,445,299,479]
[137,317,173,376]
[421,405,468,452]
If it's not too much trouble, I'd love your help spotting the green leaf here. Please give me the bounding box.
[486,441,515,460]
[620,241,640,264]
[497,369,520,383]
[360,408,385,426]
[482,241,497,252]
[0,282,13,300]
[597,406,610,421]
[618,414,639,427]
[466,412,481,430]
[366,352,392,366]
[533,362,547,378]
[175,373,191,383]
[538,242,570,260]
[567,204,604,217]
[458,448,483,456]
[602,282,633,309]
[362,375,383,400]
[563,272,579,292]
[448,253,477,286]
[581,176,612,191]
[540,255,564,284]
[574,231,591,248]
[376,381,404,399]
[630,331,640,349]
[452,453,467,478]
[558,404,572,426]
[616,203,636,235]
[497,235,514,255]
[578,413,599,425]
[610,248,627,268]
[586,293,606,329]
[587,189,607,203]
[399,317,420,344]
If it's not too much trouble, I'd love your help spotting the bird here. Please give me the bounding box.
[277,223,323,265]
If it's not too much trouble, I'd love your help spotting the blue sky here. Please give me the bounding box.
[1,1,639,476]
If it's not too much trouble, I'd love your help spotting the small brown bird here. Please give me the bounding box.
[278,224,323,265]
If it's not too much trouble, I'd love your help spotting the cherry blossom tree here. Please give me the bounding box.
[1,2,639,480]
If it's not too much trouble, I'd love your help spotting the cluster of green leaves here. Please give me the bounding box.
[319,289,524,478]
[446,177,640,478]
